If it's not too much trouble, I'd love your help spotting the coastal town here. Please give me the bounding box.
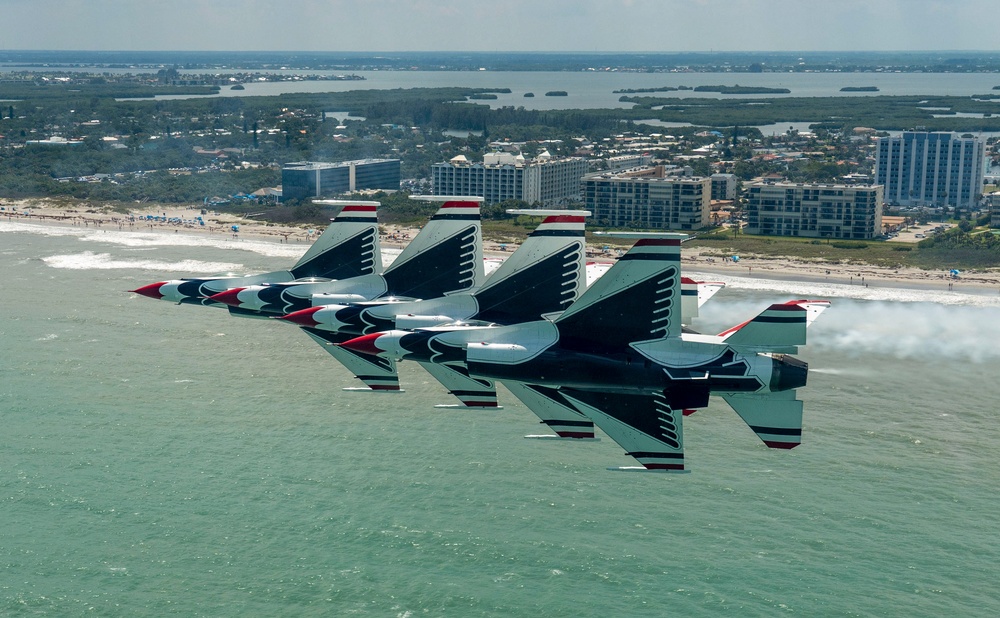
[3,51,1000,279]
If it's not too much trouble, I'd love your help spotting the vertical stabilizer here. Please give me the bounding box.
[381,197,484,299]
[289,200,383,280]
[471,210,588,323]
[554,234,686,354]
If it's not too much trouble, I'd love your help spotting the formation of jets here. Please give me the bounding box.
[132,197,829,473]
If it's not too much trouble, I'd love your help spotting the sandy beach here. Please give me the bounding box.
[5,197,1000,293]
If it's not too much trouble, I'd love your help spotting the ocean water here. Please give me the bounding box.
[4,220,1000,616]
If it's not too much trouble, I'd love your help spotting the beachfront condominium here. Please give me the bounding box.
[431,151,589,206]
[582,166,711,230]
[281,159,401,202]
[710,173,738,201]
[745,181,883,240]
[874,132,985,211]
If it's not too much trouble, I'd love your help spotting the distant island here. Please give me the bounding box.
[841,86,879,92]
[230,84,245,90]
[523,92,534,97]
[468,93,498,100]
[545,91,568,97]
[694,85,791,94]
[613,86,679,94]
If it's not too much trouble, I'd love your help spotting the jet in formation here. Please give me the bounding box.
[132,199,828,473]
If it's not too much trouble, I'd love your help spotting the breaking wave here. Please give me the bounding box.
[42,251,245,273]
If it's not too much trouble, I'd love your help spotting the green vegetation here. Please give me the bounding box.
[545,91,568,96]
[619,94,1000,131]
[693,85,791,94]
[613,86,679,94]
[840,86,879,92]
[690,227,1000,270]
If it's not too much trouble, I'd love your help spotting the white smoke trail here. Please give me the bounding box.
[699,297,1000,363]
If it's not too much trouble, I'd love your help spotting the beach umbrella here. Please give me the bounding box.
[950,269,961,277]
[231,224,239,232]
[732,255,740,262]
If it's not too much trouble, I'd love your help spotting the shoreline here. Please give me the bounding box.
[5,198,1000,294]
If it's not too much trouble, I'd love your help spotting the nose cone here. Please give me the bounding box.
[339,332,386,357]
[280,306,323,328]
[769,354,808,392]
[208,287,246,307]
[131,282,167,300]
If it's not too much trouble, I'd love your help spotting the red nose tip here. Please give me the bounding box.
[130,282,166,300]
[208,287,246,307]
[339,333,384,356]
[280,306,323,328]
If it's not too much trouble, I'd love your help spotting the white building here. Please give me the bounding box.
[582,167,711,230]
[746,181,883,240]
[874,132,985,211]
[710,173,738,201]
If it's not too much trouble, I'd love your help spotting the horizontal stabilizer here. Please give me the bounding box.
[680,278,724,325]
[722,392,803,449]
[719,300,830,352]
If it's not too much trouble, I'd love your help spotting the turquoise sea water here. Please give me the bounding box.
[4,220,1000,616]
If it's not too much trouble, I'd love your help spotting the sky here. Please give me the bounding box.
[0,0,996,53]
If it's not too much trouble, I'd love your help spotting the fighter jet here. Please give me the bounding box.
[337,267,723,434]
[200,196,484,392]
[280,209,591,405]
[208,196,484,317]
[342,234,828,472]
[129,200,382,305]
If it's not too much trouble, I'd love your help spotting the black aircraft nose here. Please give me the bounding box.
[769,354,808,392]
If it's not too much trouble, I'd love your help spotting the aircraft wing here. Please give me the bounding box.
[561,389,687,472]
[501,380,597,440]
[415,360,499,408]
[301,327,402,392]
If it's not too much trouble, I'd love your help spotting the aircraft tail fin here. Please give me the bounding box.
[554,234,686,354]
[289,201,382,280]
[471,211,588,323]
[721,392,803,449]
[381,197,484,299]
[719,300,830,353]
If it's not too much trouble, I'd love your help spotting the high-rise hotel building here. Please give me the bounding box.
[874,132,985,210]
[431,152,589,206]
[745,182,883,240]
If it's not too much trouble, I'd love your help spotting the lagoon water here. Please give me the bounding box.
[88,69,1000,111]
[4,220,1000,616]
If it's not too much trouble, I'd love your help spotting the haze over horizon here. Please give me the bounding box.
[0,0,996,54]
